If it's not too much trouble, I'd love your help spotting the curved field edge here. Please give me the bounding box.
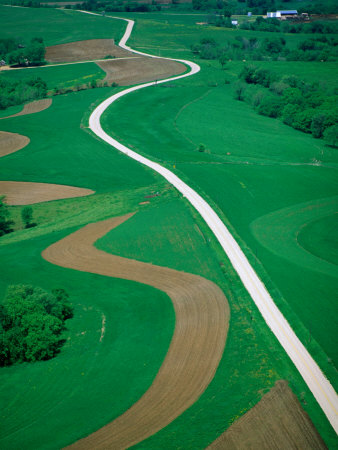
[298,212,338,267]
[0,131,30,158]
[41,213,229,448]
[0,225,175,450]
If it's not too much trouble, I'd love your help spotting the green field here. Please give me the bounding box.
[0,6,125,45]
[0,8,338,450]
[0,62,106,91]
[298,211,338,266]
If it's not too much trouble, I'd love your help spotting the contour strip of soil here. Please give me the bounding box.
[42,213,229,449]
[0,131,30,157]
[96,57,186,86]
[0,99,52,120]
[208,380,326,450]
[0,181,94,205]
[45,39,131,62]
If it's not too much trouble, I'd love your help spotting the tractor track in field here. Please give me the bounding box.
[42,213,229,449]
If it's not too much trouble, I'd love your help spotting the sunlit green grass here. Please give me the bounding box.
[0,62,106,91]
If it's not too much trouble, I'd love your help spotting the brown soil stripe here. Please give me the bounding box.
[42,214,229,449]
[0,181,94,205]
[0,131,30,157]
[0,99,52,120]
[208,380,326,450]
[96,57,186,86]
[45,39,131,63]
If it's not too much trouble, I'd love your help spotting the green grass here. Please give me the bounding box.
[1,9,338,449]
[0,104,22,118]
[0,62,106,91]
[0,227,175,450]
[0,88,158,192]
[0,6,125,45]
[96,197,336,449]
[101,53,338,372]
[298,211,338,266]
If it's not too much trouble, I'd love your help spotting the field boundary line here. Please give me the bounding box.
[79,10,338,433]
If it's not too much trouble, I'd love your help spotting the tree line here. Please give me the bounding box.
[191,34,337,62]
[239,16,338,34]
[234,65,338,146]
[0,285,73,366]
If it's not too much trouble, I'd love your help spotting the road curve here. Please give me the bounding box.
[43,214,229,448]
[80,11,338,433]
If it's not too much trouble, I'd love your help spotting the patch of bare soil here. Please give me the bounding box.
[0,99,52,120]
[45,40,131,63]
[42,214,229,449]
[0,181,94,205]
[208,380,326,449]
[0,131,30,157]
[97,57,186,86]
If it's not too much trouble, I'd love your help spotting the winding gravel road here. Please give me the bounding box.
[82,11,338,434]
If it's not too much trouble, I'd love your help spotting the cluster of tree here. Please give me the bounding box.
[286,36,338,62]
[0,37,45,67]
[240,16,338,34]
[206,11,236,28]
[0,77,47,110]
[0,198,36,236]
[236,65,338,146]
[191,35,288,61]
[0,285,73,366]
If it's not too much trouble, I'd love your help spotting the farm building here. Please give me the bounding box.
[267,10,298,19]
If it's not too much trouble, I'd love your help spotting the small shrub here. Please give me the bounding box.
[323,125,338,147]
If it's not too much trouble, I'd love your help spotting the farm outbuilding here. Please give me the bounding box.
[267,10,298,19]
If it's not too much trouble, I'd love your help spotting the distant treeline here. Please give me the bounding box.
[0,37,45,66]
[2,0,337,14]
[191,35,338,62]
[240,16,338,34]
[235,65,338,146]
[192,0,338,14]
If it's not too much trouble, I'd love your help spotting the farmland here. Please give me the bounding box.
[0,6,337,450]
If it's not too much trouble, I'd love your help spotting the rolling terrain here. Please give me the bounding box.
[0,7,337,449]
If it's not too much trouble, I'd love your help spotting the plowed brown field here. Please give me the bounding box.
[208,380,326,449]
[0,181,94,205]
[42,214,229,449]
[0,99,52,120]
[0,131,30,157]
[45,39,131,62]
[97,57,186,86]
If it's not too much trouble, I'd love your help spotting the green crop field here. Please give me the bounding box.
[0,6,125,45]
[0,7,337,450]
[0,62,106,91]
